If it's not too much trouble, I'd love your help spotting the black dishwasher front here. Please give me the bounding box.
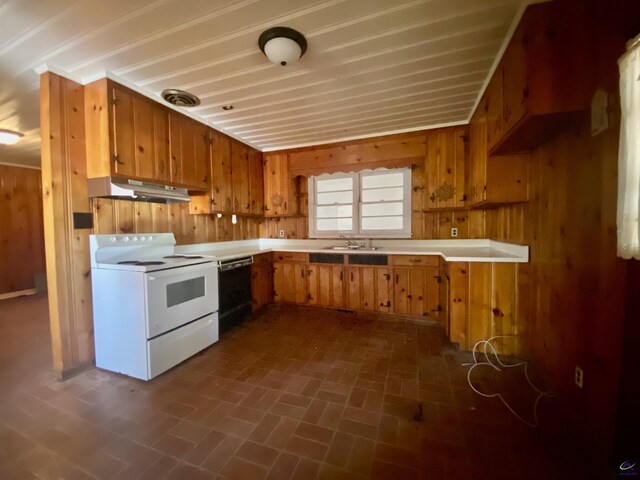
[218,256,253,331]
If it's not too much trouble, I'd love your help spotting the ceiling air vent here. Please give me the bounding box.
[161,89,201,107]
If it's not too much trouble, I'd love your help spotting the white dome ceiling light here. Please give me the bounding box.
[258,26,307,66]
[0,129,23,145]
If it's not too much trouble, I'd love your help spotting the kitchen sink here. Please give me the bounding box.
[323,246,379,251]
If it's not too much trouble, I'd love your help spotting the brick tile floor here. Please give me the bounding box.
[0,294,608,479]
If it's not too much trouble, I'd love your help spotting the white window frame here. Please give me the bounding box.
[308,167,412,239]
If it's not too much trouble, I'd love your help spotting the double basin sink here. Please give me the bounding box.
[323,245,380,251]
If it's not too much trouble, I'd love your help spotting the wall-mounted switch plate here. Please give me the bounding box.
[279,229,285,238]
[575,366,584,389]
[451,227,458,238]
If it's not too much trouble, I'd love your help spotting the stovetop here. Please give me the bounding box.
[90,233,215,273]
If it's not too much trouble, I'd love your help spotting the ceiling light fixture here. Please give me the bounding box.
[222,105,234,111]
[258,26,307,66]
[0,129,23,145]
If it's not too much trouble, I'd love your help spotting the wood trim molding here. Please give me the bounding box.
[0,289,37,301]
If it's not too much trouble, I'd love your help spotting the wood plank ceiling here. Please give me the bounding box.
[0,0,526,167]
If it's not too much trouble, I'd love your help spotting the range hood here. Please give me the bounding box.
[87,177,191,204]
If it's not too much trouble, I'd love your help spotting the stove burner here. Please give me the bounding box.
[163,255,204,259]
[117,260,166,266]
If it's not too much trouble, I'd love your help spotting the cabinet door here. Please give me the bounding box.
[485,66,504,152]
[346,267,361,310]
[252,253,273,312]
[211,133,233,212]
[129,96,171,182]
[263,153,292,217]
[111,85,137,177]
[408,267,426,317]
[282,263,297,303]
[249,150,264,215]
[273,262,284,303]
[502,20,528,134]
[393,268,410,314]
[331,266,344,309]
[293,263,308,304]
[307,265,319,305]
[376,268,392,312]
[467,109,488,205]
[425,128,466,210]
[168,114,209,188]
[360,267,376,311]
[424,266,441,318]
[231,141,250,214]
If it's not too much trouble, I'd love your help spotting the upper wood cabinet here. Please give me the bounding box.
[85,79,171,183]
[249,150,265,216]
[484,66,504,153]
[190,133,263,216]
[210,132,233,212]
[85,79,209,191]
[424,127,467,210]
[263,153,297,217]
[169,112,209,190]
[489,1,591,154]
[466,107,529,208]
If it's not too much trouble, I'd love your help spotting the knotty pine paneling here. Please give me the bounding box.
[40,72,95,377]
[0,165,46,294]
[91,198,261,244]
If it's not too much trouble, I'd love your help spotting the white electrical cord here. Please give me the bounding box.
[463,336,556,427]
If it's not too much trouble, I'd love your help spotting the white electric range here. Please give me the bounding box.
[89,233,219,380]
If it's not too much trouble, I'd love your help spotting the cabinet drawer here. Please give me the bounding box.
[390,255,440,267]
[273,251,308,263]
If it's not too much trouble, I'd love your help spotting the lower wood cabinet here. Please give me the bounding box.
[251,253,273,312]
[392,266,441,318]
[272,253,442,322]
[345,266,391,312]
[308,264,344,308]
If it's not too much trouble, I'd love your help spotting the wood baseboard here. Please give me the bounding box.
[0,288,37,301]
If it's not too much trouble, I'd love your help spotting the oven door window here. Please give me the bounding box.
[166,276,206,307]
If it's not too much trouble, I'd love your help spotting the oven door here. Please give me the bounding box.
[145,262,218,338]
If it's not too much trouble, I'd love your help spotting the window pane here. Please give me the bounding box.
[362,172,404,189]
[361,186,403,202]
[362,202,403,217]
[337,218,353,230]
[361,216,404,230]
[317,218,353,231]
[317,205,352,218]
[317,218,338,231]
[317,177,353,192]
[317,190,353,205]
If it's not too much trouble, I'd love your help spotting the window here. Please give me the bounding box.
[617,33,640,260]
[308,167,411,238]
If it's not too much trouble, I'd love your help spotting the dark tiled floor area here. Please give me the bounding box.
[1,295,607,479]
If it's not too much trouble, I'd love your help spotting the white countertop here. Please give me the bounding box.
[176,238,528,263]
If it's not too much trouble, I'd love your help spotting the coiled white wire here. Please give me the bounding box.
[463,335,556,427]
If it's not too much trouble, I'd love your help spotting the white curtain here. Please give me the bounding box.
[617,34,640,260]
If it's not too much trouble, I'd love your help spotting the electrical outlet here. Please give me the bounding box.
[451,227,458,238]
[279,229,285,238]
[575,366,584,389]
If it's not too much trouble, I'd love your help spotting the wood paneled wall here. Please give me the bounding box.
[0,165,46,294]
[40,73,95,378]
[91,199,261,244]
